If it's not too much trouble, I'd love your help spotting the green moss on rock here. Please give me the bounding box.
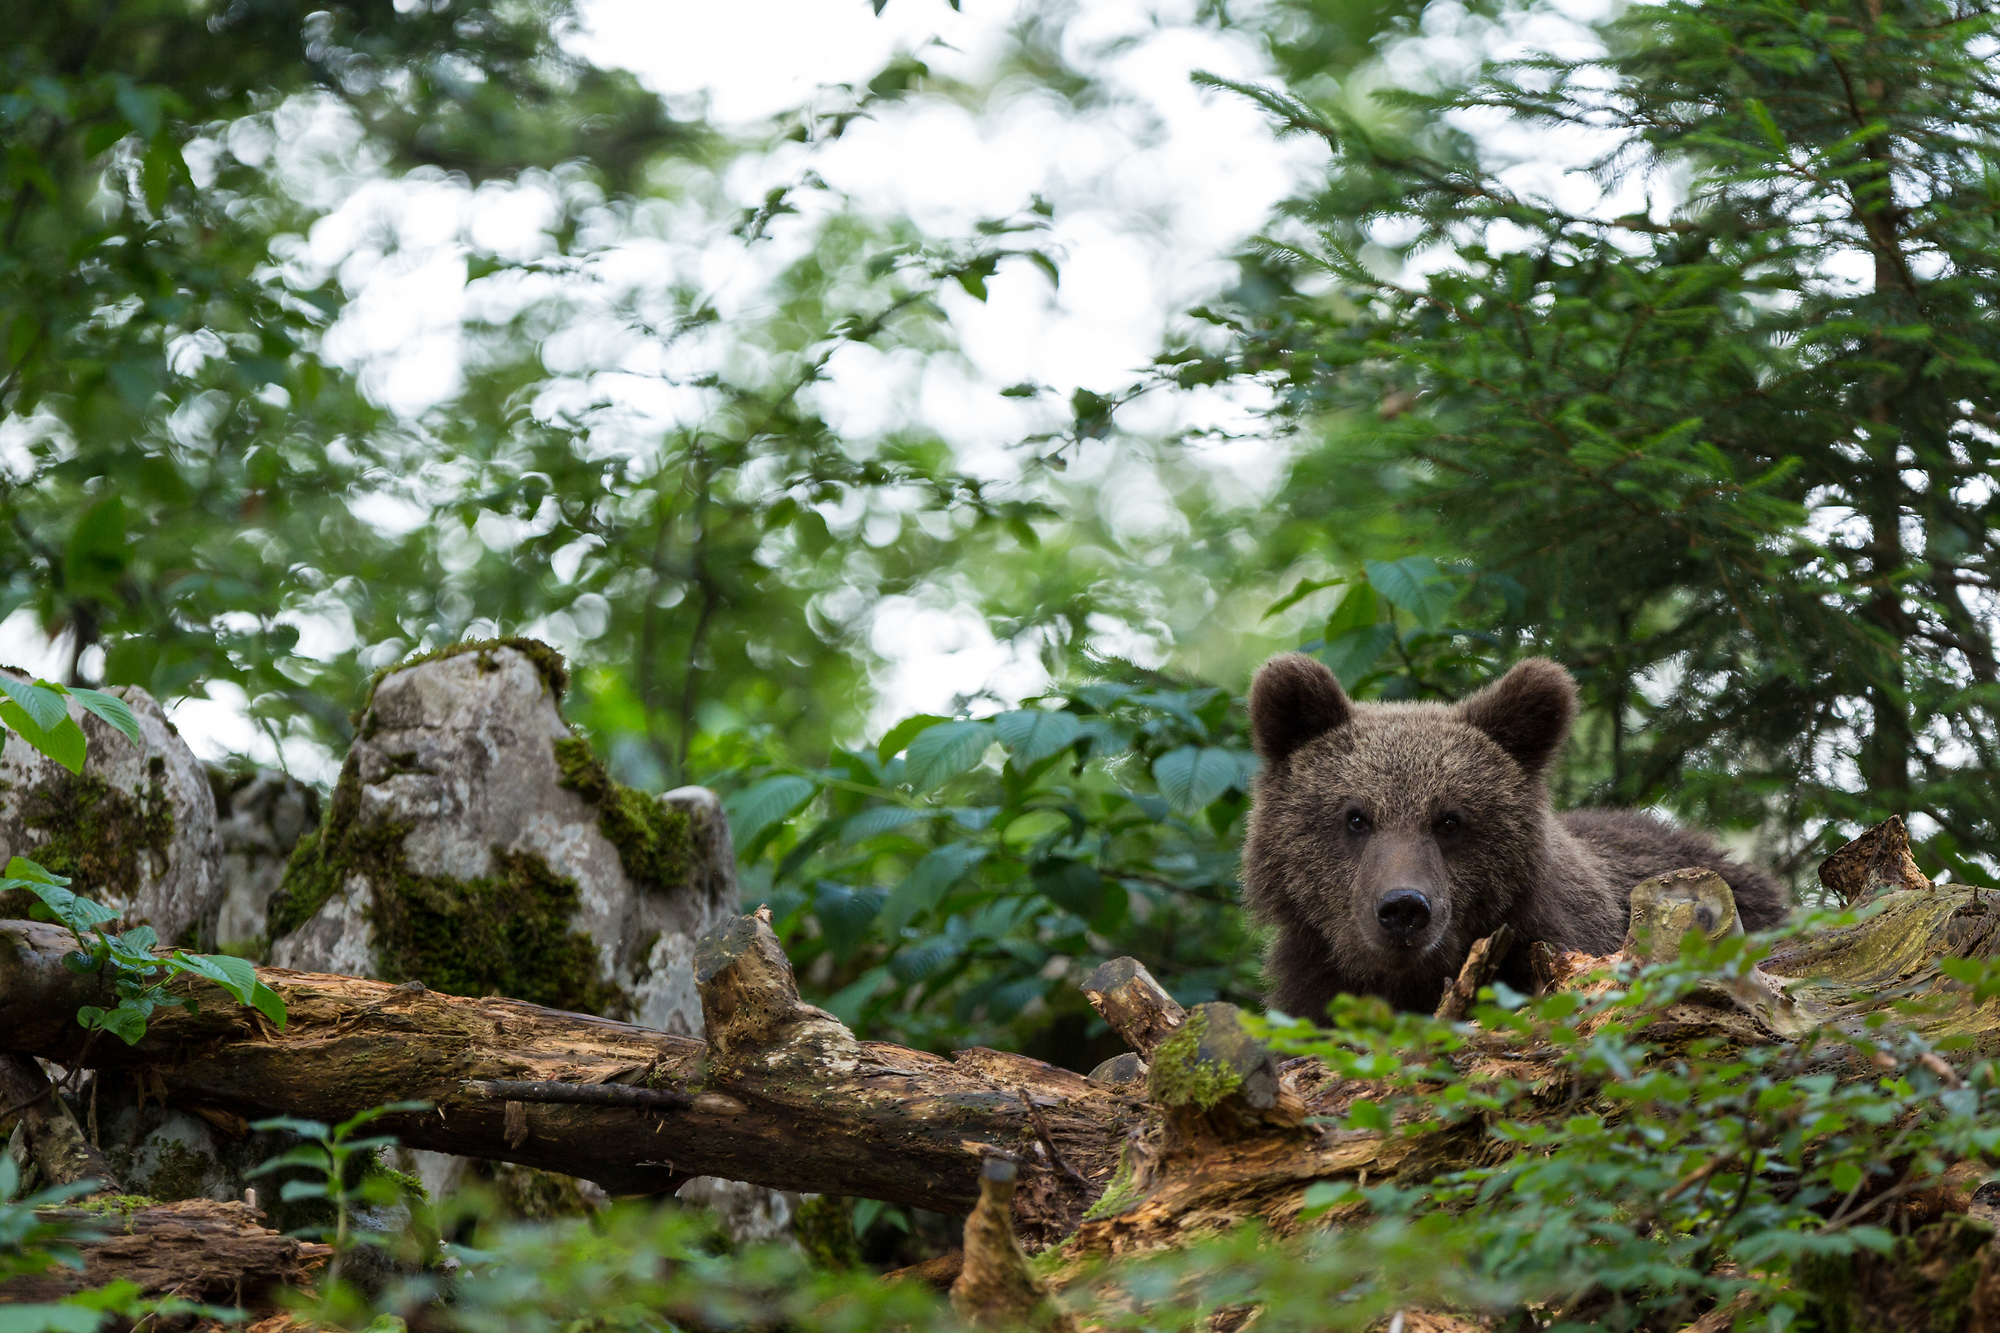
[371,847,625,1015]
[792,1194,864,1270]
[353,636,570,725]
[1145,1010,1242,1111]
[0,757,174,917]
[552,737,692,891]
[269,762,626,1017]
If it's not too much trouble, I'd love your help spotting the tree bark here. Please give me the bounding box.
[0,1199,332,1307]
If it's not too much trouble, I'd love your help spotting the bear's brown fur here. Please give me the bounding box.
[1242,653,1788,1016]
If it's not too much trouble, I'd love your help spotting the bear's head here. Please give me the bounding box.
[1242,653,1578,1009]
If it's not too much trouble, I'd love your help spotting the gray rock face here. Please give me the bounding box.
[268,642,738,1038]
[211,769,321,948]
[0,684,223,947]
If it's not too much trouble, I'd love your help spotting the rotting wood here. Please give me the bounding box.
[0,915,1128,1239]
[0,1199,331,1308]
[1817,814,1933,907]
[950,1158,1076,1332]
[1080,957,1186,1058]
[0,821,1993,1278]
[1433,925,1514,1022]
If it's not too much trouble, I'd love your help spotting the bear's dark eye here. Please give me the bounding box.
[1435,812,1464,840]
[1344,810,1372,835]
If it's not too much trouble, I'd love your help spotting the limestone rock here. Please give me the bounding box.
[267,640,738,1037]
[0,683,223,947]
[210,768,321,949]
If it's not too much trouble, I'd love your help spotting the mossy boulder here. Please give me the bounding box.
[0,683,223,947]
[266,640,738,1034]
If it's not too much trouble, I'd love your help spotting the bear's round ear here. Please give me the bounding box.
[1457,657,1578,775]
[1249,653,1353,764]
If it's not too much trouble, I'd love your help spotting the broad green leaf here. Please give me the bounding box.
[875,713,951,764]
[1829,1160,1864,1195]
[1346,1098,1388,1131]
[1033,859,1105,919]
[114,926,157,956]
[0,675,68,733]
[902,720,995,791]
[992,709,1082,765]
[0,704,87,775]
[879,842,989,933]
[1151,745,1241,815]
[838,805,932,845]
[278,1180,331,1202]
[174,952,259,1006]
[0,1305,108,1333]
[248,981,289,1030]
[1263,574,1345,620]
[1364,556,1457,631]
[4,857,67,886]
[79,1004,148,1045]
[1319,625,1396,688]
[723,775,817,849]
[1322,582,1380,637]
[822,966,890,1028]
[888,933,961,983]
[64,688,141,744]
[16,876,119,937]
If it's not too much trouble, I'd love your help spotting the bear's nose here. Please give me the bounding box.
[1375,889,1432,942]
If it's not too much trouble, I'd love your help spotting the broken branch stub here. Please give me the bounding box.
[1081,957,1187,1058]
[951,1158,1077,1333]
[1818,815,1933,907]
[1434,925,1515,1022]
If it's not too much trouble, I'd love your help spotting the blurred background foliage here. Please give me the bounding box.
[3,0,1996,1078]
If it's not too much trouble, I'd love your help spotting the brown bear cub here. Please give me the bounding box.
[1243,653,1787,1017]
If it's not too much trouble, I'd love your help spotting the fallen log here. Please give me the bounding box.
[0,818,1990,1272]
[0,914,1130,1240]
[0,1199,332,1307]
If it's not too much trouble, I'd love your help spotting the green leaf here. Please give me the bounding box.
[64,689,141,745]
[79,1004,148,1045]
[63,497,129,598]
[1829,1160,1864,1195]
[1323,582,1380,637]
[877,714,952,764]
[1364,557,1457,631]
[991,709,1082,765]
[1151,745,1241,815]
[248,981,289,1030]
[173,953,259,1006]
[1033,859,1105,919]
[838,805,932,845]
[0,675,68,733]
[902,721,995,791]
[1318,625,1395,688]
[1346,1098,1388,1131]
[1264,575,1345,620]
[3,857,67,886]
[0,703,88,775]
[723,775,817,849]
[879,842,988,933]
[10,870,119,938]
[0,1305,109,1333]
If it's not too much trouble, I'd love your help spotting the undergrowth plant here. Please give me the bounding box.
[248,1101,434,1290]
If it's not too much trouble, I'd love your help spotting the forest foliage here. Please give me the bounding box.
[4,0,2000,1322]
